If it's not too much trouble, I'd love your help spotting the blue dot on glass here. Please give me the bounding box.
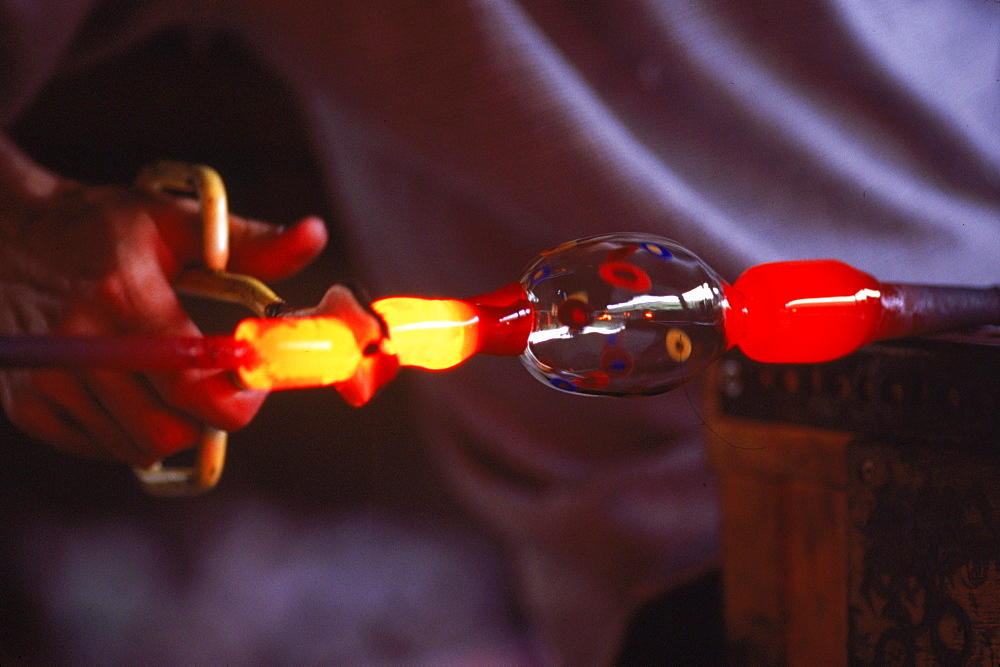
[529,265,552,287]
[640,242,672,260]
[549,377,577,392]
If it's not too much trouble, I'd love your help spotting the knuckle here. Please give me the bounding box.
[94,272,132,315]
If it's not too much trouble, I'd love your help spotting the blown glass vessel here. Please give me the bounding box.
[517,234,727,396]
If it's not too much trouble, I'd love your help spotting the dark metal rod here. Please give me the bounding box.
[877,283,1000,341]
[0,335,251,370]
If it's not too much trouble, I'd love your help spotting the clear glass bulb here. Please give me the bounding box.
[517,233,728,396]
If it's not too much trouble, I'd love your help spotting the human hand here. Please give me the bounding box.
[0,137,328,466]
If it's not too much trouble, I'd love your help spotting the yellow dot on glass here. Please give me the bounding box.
[666,328,692,363]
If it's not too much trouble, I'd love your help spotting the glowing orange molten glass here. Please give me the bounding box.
[372,297,479,370]
[233,316,361,390]
[232,299,477,391]
[228,286,533,392]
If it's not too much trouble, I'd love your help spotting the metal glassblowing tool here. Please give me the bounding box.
[2,163,999,495]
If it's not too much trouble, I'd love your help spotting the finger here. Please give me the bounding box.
[82,219,201,337]
[55,306,205,463]
[140,194,204,274]
[0,344,131,459]
[33,369,150,462]
[227,215,328,281]
[82,368,202,465]
[145,368,267,433]
[6,391,109,460]
[147,194,327,281]
[59,306,222,456]
[16,369,142,463]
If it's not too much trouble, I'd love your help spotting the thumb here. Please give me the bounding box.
[228,215,329,282]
